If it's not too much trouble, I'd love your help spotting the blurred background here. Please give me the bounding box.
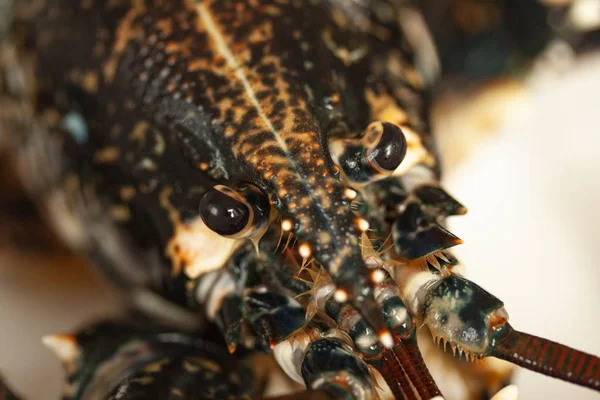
[1,0,600,399]
[438,52,600,399]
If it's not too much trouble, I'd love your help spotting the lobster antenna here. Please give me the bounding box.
[379,349,418,400]
[394,335,442,399]
[491,324,600,392]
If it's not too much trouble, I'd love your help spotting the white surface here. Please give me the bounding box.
[0,252,119,399]
[445,54,600,399]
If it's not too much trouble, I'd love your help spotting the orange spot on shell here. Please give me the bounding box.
[298,242,312,258]
[281,219,293,231]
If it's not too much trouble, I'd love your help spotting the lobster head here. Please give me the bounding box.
[197,119,415,342]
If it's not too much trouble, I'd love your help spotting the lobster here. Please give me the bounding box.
[0,0,598,399]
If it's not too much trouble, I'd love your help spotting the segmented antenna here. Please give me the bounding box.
[493,325,600,392]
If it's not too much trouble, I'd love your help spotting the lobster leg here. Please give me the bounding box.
[244,299,389,400]
[182,227,316,354]
[190,241,389,399]
[242,294,386,399]
[42,321,262,400]
[244,285,386,399]
[300,337,380,400]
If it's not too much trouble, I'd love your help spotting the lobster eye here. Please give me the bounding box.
[199,186,249,236]
[329,121,408,184]
[199,184,270,238]
[367,122,407,173]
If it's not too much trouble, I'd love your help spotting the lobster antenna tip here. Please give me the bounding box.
[378,330,394,348]
[490,385,518,400]
[42,333,79,363]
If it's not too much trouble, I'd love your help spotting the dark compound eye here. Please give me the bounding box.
[199,183,270,238]
[199,185,250,237]
[367,122,407,173]
[329,121,408,184]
